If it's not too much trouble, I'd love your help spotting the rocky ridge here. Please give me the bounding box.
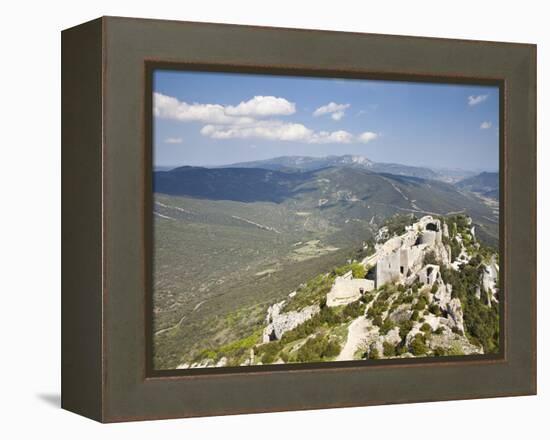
[178,214,499,368]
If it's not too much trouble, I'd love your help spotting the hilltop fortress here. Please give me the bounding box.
[327,216,451,307]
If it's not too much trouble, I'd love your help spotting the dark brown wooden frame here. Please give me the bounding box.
[62,16,537,423]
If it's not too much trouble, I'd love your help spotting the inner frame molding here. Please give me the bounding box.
[143,61,507,378]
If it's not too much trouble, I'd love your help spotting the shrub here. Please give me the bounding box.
[409,334,428,356]
[430,283,439,294]
[296,335,341,362]
[452,326,464,336]
[396,344,408,355]
[420,323,432,333]
[429,303,441,316]
[343,300,366,320]
[383,342,396,357]
[319,306,343,326]
[351,262,366,279]
[410,310,419,321]
[423,250,438,266]
[414,297,427,311]
[380,318,395,335]
[361,293,374,304]
[372,315,383,327]
[256,341,282,364]
[399,320,413,339]
[367,347,380,360]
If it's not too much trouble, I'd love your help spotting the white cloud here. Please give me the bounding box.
[201,120,377,145]
[153,93,293,125]
[224,96,295,117]
[201,120,355,144]
[480,121,492,129]
[358,132,378,143]
[164,137,183,144]
[313,102,350,120]
[468,95,488,106]
[155,93,378,145]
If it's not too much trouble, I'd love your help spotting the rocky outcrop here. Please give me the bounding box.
[428,329,483,355]
[265,300,286,324]
[482,256,499,304]
[262,304,320,343]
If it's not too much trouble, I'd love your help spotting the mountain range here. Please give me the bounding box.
[215,154,481,183]
[154,160,498,243]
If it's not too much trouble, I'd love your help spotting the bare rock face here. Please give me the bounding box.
[434,283,453,309]
[442,222,449,238]
[382,327,401,347]
[433,241,451,266]
[482,257,499,304]
[262,304,320,343]
[429,329,483,355]
[389,304,413,324]
[265,300,286,324]
[445,298,465,333]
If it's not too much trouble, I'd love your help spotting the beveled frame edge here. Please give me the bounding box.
[61,17,104,422]
[143,60,507,380]
[63,16,535,423]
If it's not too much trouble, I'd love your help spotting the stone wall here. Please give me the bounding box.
[262,304,320,343]
[326,277,375,307]
[376,251,401,287]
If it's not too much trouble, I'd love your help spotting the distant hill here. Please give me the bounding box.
[220,154,445,181]
[154,165,499,232]
[456,172,499,199]
[154,166,311,203]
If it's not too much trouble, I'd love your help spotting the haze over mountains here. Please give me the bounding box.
[216,154,480,183]
[456,171,499,199]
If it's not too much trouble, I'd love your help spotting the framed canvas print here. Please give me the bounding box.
[62,16,536,422]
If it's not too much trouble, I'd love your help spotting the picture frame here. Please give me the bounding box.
[61,16,536,422]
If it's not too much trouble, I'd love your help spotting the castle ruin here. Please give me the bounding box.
[326,216,451,307]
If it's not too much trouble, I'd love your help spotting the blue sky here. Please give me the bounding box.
[153,69,499,172]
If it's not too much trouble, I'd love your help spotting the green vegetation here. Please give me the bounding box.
[423,250,437,266]
[296,335,341,362]
[380,317,395,335]
[410,333,428,356]
[433,345,465,357]
[440,257,500,353]
[383,341,396,357]
[420,323,431,332]
[342,301,366,319]
[366,347,380,360]
[351,262,367,279]
[399,320,414,339]
[413,296,427,311]
[282,273,336,313]
[383,213,418,237]
[256,340,283,364]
